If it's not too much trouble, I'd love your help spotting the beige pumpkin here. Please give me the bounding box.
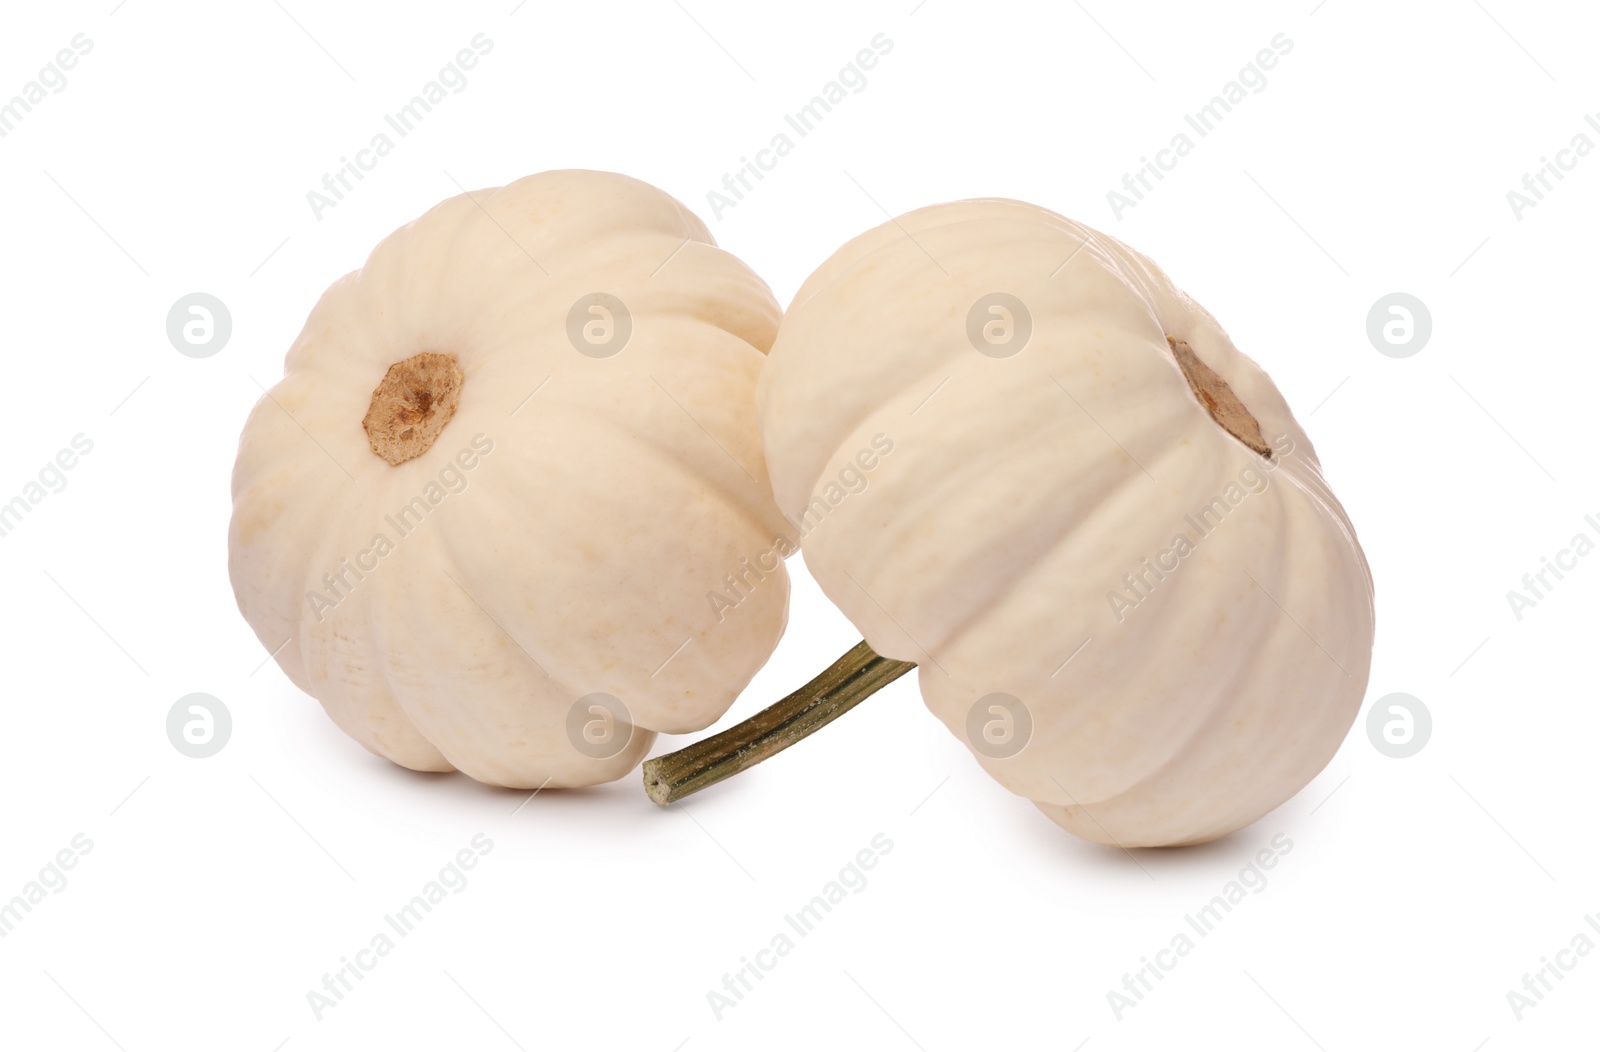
[756,199,1374,847]
[230,170,790,788]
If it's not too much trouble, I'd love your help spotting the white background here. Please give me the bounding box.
[2,0,1596,1049]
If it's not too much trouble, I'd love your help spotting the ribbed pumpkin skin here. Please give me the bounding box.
[231,171,790,789]
[759,200,1373,847]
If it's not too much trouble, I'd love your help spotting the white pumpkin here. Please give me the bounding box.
[757,199,1374,847]
[230,170,790,789]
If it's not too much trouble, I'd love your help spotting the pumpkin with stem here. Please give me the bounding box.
[645,200,1374,848]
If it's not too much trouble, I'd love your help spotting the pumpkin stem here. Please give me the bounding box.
[1167,336,1272,459]
[362,352,465,466]
[643,640,916,805]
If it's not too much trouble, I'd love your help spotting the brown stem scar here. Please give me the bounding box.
[362,352,464,466]
[1167,336,1271,459]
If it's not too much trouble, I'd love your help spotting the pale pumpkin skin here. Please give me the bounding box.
[231,171,790,789]
[759,199,1374,847]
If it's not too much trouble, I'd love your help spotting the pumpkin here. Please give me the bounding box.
[655,199,1374,847]
[229,170,790,789]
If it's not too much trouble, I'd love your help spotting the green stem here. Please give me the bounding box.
[643,640,916,806]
